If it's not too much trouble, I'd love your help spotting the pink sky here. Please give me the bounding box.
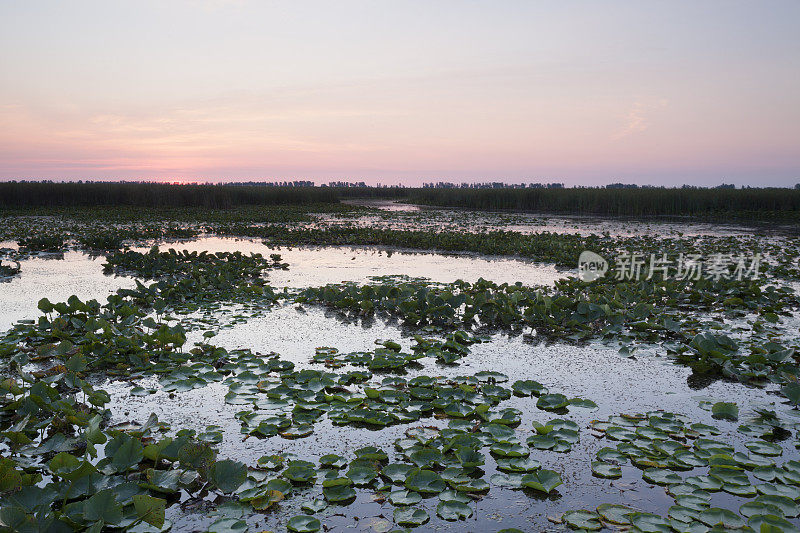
[1,1,798,186]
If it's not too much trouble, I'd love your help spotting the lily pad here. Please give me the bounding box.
[346,466,378,486]
[436,500,473,521]
[562,510,602,531]
[628,512,672,532]
[490,442,529,458]
[591,461,622,479]
[319,454,346,469]
[405,469,445,494]
[711,402,738,421]
[382,463,415,484]
[643,468,682,485]
[697,508,745,529]
[748,514,800,533]
[322,483,356,503]
[209,459,247,493]
[389,490,422,506]
[131,495,166,529]
[287,515,321,532]
[496,457,541,473]
[300,499,328,514]
[537,393,570,411]
[521,469,562,494]
[394,507,429,526]
[596,503,636,525]
[745,440,782,456]
[511,380,546,397]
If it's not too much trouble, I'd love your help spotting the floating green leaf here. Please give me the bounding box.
[437,500,473,521]
[405,469,445,494]
[711,402,738,421]
[562,510,602,531]
[287,515,321,532]
[394,507,429,526]
[209,459,247,493]
[132,494,166,529]
[521,469,562,494]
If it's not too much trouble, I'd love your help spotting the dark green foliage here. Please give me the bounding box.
[408,187,800,220]
[234,226,608,267]
[0,182,337,208]
[0,203,368,244]
[104,247,279,281]
[4,182,800,220]
[0,263,19,277]
[298,274,795,336]
[17,234,65,252]
[0,250,21,277]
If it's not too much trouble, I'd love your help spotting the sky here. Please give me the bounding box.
[0,1,799,187]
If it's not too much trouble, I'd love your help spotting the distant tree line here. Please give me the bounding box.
[2,180,800,219]
[406,186,800,218]
[0,181,337,208]
[222,180,316,187]
[421,181,565,189]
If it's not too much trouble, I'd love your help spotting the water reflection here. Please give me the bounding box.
[0,250,137,331]
[101,303,794,532]
[133,236,567,287]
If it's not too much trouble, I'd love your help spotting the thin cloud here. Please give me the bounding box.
[613,99,668,140]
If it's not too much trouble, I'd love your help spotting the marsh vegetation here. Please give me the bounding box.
[1,194,800,532]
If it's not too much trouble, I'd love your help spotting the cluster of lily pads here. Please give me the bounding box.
[4,199,800,277]
[298,270,795,334]
[309,331,486,370]
[0,315,594,533]
[207,342,594,438]
[10,227,200,254]
[296,273,800,404]
[560,409,800,532]
[0,248,295,531]
[0,203,371,252]
[17,234,66,253]
[219,357,586,529]
[1,260,797,531]
[104,248,287,281]
[214,221,800,275]
[0,248,21,279]
[0,337,246,532]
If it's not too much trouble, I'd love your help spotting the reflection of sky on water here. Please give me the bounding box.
[102,305,795,532]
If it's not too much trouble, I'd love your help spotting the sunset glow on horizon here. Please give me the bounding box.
[1,1,798,186]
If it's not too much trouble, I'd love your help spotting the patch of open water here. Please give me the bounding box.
[133,237,566,288]
[0,249,138,332]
